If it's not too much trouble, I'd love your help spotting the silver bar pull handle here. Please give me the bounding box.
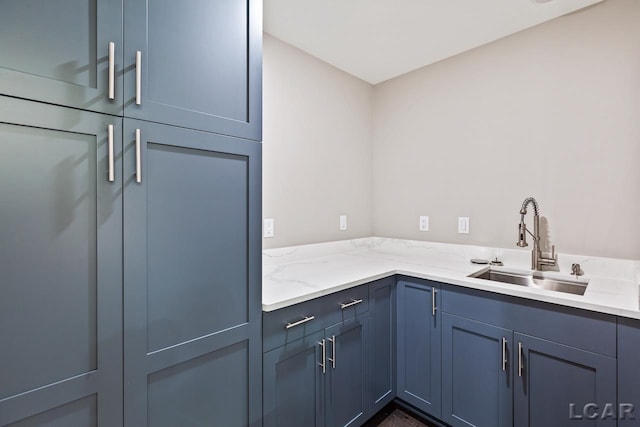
[285,315,315,329]
[432,289,437,316]
[318,339,326,374]
[135,129,141,183]
[107,124,114,182]
[502,338,507,372]
[135,50,142,105]
[327,335,336,369]
[340,299,363,310]
[108,42,115,100]
[518,342,523,377]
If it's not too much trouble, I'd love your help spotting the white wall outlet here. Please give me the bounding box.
[263,218,275,238]
[339,215,348,231]
[458,217,470,234]
[419,215,429,231]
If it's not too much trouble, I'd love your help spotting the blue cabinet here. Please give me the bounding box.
[368,277,396,414]
[514,333,616,427]
[0,97,123,426]
[441,313,513,427]
[123,120,262,427]
[0,0,262,140]
[618,318,640,426]
[440,285,617,427]
[396,277,441,417]
[0,0,124,115]
[263,285,371,427]
[124,0,262,140]
[326,317,370,427]
[263,331,326,427]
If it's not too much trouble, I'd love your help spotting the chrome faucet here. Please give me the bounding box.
[517,197,557,271]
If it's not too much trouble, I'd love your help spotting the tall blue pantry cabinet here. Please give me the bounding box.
[0,1,263,426]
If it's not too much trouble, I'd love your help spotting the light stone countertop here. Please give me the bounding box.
[262,237,640,320]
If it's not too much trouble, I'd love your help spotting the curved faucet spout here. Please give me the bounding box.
[516,197,557,271]
[520,197,539,216]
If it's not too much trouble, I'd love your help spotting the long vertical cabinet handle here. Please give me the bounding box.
[502,338,507,371]
[135,129,142,183]
[107,124,114,182]
[318,339,326,374]
[108,42,115,100]
[432,289,437,316]
[135,50,142,105]
[518,342,523,377]
[327,336,336,369]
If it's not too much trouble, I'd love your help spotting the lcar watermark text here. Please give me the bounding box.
[570,403,635,420]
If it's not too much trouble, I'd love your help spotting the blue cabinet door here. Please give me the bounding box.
[123,120,262,427]
[0,97,123,426]
[325,316,370,427]
[514,333,617,427]
[369,278,396,414]
[0,0,123,115]
[396,278,441,417]
[441,313,513,427]
[618,318,640,426]
[263,331,326,427]
[124,0,262,140]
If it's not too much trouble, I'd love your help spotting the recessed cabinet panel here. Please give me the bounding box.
[147,0,248,122]
[124,0,262,140]
[0,124,98,399]
[6,395,98,427]
[0,96,123,427]
[145,143,248,352]
[0,0,97,87]
[147,341,249,427]
[263,332,325,427]
[369,279,394,413]
[0,0,123,115]
[514,333,616,427]
[123,120,262,427]
[441,314,512,427]
[396,278,441,417]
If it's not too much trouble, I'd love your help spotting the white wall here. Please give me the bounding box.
[373,0,640,259]
[262,35,374,248]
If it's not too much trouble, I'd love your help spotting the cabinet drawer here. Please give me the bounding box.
[440,284,616,357]
[263,285,369,353]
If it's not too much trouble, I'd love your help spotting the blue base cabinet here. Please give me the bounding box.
[326,317,369,427]
[441,314,513,427]
[514,333,616,427]
[396,277,441,417]
[440,285,617,427]
[263,284,373,427]
[369,277,396,414]
[263,331,326,427]
[618,318,640,426]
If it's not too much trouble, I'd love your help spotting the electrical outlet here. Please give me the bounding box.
[419,216,429,231]
[339,215,347,231]
[263,218,274,238]
[458,217,470,234]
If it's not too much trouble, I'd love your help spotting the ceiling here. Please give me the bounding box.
[264,0,603,84]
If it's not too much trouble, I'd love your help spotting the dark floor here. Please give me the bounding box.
[363,403,438,427]
[375,409,430,427]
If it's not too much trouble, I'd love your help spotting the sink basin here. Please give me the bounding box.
[468,268,589,296]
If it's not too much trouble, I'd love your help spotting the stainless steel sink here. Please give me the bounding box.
[468,268,589,296]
